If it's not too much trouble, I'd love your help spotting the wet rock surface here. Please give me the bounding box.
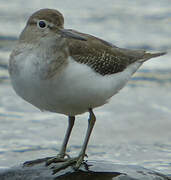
[0,159,170,180]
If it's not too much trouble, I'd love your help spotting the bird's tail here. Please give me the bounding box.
[139,51,167,62]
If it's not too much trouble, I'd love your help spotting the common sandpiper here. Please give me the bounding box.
[9,8,166,173]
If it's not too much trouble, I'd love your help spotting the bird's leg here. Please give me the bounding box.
[74,108,96,168]
[46,116,75,165]
[51,108,96,174]
[57,116,75,158]
[23,116,75,167]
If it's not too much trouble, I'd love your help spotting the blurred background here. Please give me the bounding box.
[0,0,171,176]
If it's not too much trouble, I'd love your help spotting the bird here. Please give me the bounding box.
[8,8,166,173]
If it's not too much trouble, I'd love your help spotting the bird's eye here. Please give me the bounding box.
[37,20,47,29]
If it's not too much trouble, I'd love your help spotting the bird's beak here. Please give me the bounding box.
[59,29,87,41]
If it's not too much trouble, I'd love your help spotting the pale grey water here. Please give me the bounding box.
[0,0,171,176]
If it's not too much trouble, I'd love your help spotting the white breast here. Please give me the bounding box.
[10,49,45,106]
[10,51,142,116]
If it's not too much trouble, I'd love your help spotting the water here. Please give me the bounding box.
[0,0,171,176]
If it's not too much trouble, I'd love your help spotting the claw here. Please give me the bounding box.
[50,155,86,174]
[46,152,72,166]
[46,157,66,166]
[23,157,53,167]
[52,158,77,174]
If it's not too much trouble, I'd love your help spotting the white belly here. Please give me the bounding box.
[10,54,142,116]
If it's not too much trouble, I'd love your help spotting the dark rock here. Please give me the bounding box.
[0,159,170,180]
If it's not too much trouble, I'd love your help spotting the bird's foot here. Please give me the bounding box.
[45,153,70,166]
[23,153,70,167]
[48,154,86,174]
[23,156,54,167]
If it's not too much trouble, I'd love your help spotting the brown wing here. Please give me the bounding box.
[67,30,146,75]
[67,30,165,76]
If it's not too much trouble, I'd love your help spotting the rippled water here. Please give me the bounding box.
[0,0,171,176]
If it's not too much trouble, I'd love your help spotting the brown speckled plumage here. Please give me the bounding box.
[67,30,166,75]
[21,9,166,76]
